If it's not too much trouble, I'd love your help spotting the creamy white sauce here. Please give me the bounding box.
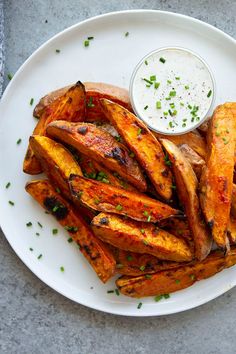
[130,48,214,134]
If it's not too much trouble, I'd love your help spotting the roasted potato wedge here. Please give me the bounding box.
[161,139,212,260]
[116,247,236,297]
[109,246,187,276]
[47,121,146,192]
[200,104,236,250]
[159,217,192,241]
[155,131,207,160]
[91,213,193,262]
[33,82,132,122]
[69,175,181,223]
[228,217,236,244]
[25,180,116,283]
[100,99,173,201]
[179,144,205,179]
[24,82,86,175]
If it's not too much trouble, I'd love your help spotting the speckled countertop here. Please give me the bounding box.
[1,1,236,353]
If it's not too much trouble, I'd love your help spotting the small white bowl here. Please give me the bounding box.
[129,46,216,135]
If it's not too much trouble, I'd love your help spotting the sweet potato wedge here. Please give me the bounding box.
[100,99,173,201]
[228,217,236,244]
[25,180,116,283]
[155,131,207,160]
[159,217,192,241]
[33,82,132,122]
[199,104,236,250]
[91,213,193,262]
[69,175,181,223]
[24,81,86,175]
[179,144,205,179]
[161,139,212,260]
[29,135,94,222]
[110,246,186,276]
[78,154,137,192]
[46,121,147,192]
[116,247,236,297]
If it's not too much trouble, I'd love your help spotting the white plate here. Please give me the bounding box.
[1,10,236,317]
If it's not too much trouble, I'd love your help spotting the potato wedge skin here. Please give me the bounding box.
[161,139,212,260]
[200,104,236,250]
[179,144,205,179]
[116,248,236,297]
[69,175,181,223]
[155,131,207,160]
[100,99,173,201]
[25,180,116,283]
[91,212,193,262]
[110,246,186,276]
[24,82,86,175]
[47,121,147,192]
[33,82,132,122]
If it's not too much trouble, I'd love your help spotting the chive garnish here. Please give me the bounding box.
[8,73,13,80]
[115,289,120,296]
[169,90,176,97]
[147,215,151,222]
[163,294,170,299]
[163,111,168,116]
[140,265,146,271]
[8,201,14,206]
[55,49,60,53]
[37,222,43,228]
[30,98,34,106]
[159,57,166,63]
[36,232,40,236]
[185,85,189,90]
[144,105,148,110]
[37,254,42,260]
[143,239,149,245]
[154,295,163,302]
[190,274,195,280]
[125,32,129,37]
[29,248,33,251]
[107,290,114,294]
[5,182,11,189]
[171,184,176,189]
[87,36,94,40]
[137,128,142,136]
[175,77,180,80]
[137,302,142,309]
[180,102,184,107]
[52,229,58,235]
[127,255,133,261]
[182,123,186,128]
[143,210,149,217]
[207,90,212,98]
[175,279,180,284]
[116,204,123,211]
[144,60,148,65]
[65,226,78,232]
[129,152,135,158]
[156,101,161,109]
[169,121,174,128]
[16,138,22,145]
[26,222,32,227]
[145,274,152,279]
[167,80,172,84]
[60,266,65,272]
[140,229,145,234]
[142,78,153,85]
[116,263,123,269]
[67,237,73,243]
[150,75,156,81]
[154,82,160,89]
[84,40,89,47]
[87,96,95,107]
[169,103,175,109]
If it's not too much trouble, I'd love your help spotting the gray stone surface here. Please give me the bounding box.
[1,1,236,353]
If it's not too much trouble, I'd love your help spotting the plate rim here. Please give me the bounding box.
[1,9,236,317]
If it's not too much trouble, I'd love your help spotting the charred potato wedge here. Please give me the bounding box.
[100,99,173,201]
[91,213,193,262]
[25,180,116,283]
[34,82,132,122]
[24,81,86,175]
[69,175,181,223]
[200,104,236,250]
[179,144,205,179]
[116,247,236,297]
[161,139,212,260]
[46,121,146,192]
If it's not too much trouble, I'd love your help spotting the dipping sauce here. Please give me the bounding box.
[130,47,215,135]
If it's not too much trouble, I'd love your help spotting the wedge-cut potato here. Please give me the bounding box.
[29,135,95,222]
[24,82,86,175]
[110,246,186,276]
[179,144,205,179]
[155,131,207,160]
[200,104,236,250]
[100,99,173,201]
[91,212,193,262]
[33,82,132,122]
[47,121,147,192]
[78,154,137,192]
[161,139,212,260]
[228,218,236,244]
[25,180,116,283]
[116,247,236,297]
[159,217,192,241]
[70,175,181,223]
[231,184,236,217]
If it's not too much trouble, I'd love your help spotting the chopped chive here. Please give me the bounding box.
[191,117,195,122]
[175,279,180,284]
[127,255,133,261]
[125,32,129,37]
[56,187,61,193]
[145,274,152,279]
[207,90,212,98]
[143,239,149,245]
[16,138,22,145]
[52,228,58,235]
[116,204,123,211]
[163,294,170,299]
[142,78,153,85]
[137,302,142,309]
[107,290,114,294]
[65,226,78,232]
[147,215,151,222]
[30,98,34,106]
[129,152,135,158]
[116,263,123,269]
[175,77,180,80]
[190,274,195,280]
[150,75,156,81]
[37,254,42,260]
[137,128,142,136]
[159,57,166,63]
[60,266,64,272]
[140,265,146,271]
[154,82,160,89]
[164,154,171,166]
[154,295,163,302]
[171,184,176,189]
[144,105,148,110]
[165,97,171,101]
[87,36,94,40]
[36,232,40,236]
[67,237,73,243]
[5,182,11,189]
[8,200,14,206]
[146,84,151,88]
[163,111,168,116]
[143,210,149,217]
[182,123,186,128]
[169,121,174,128]
[37,222,43,228]
[185,85,189,90]
[26,222,32,227]
[183,118,187,122]
[169,103,175,109]
[156,101,162,109]
[8,73,13,80]
[180,102,184,107]
[144,60,148,65]
[169,90,176,97]
[115,289,120,296]
[87,96,95,108]
[55,49,60,53]
[84,40,89,47]
[188,104,192,110]
[29,247,33,251]
[140,229,145,234]
[215,131,221,137]
[94,198,100,205]
[167,80,172,84]
[172,110,177,116]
